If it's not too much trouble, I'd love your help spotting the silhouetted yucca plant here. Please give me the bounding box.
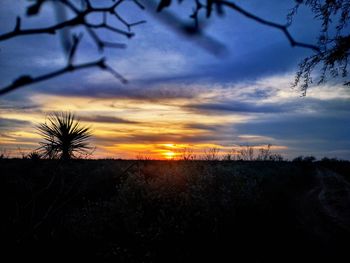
[37,112,92,160]
[27,151,42,160]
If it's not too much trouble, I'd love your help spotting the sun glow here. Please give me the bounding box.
[0,93,289,159]
[163,151,176,159]
[163,144,176,148]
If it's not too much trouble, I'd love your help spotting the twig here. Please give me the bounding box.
[67,33,83,65]
[220,1,320,52]
[0,58,122,95]
[0,0,146,43]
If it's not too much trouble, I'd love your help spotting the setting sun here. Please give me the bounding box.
[1,1,350,261]
[163,151,176,160]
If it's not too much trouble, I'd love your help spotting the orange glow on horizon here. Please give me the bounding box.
[0,94,288,159]
[163,151,176,159]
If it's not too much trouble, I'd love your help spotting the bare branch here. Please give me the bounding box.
[0,59,100,95]
[67,33,83,65]
[0,0,140,95]
[132,0,146,10]
[85,21,134,38]
[100,62,128,84]
[219,1,320,52]
[0,15,82,41]
[0,1,142,42]
[0,57,126,96]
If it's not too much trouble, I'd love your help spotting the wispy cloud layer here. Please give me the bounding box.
[1,72,349,159]
[0,1,349,159]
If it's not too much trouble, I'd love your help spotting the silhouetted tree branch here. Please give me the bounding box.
[0,0,349,96]
[0,58,126,96]
[288,0,350,95]
[184,0,320,51]
[0,32,126,96]
[156,0,349,95]
[0,0,143,95]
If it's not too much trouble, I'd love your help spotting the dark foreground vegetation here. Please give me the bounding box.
[1,159,350,262]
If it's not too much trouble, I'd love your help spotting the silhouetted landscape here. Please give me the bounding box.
[1,158,350,262]
[1,0,350,262]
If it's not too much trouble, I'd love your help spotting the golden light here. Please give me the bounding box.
[164,151,176,160]
[163,144,176,148]
[0,93,289,159]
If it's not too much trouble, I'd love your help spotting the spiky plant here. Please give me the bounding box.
[37,112,92,160]
[27,151,41,160]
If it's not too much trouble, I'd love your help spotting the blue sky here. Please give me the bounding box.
[0,0,349,159]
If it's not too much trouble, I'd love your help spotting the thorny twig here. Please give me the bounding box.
[0,0,144,95]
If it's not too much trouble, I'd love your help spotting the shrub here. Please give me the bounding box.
[37,112,92,160]
[27,151,42,160]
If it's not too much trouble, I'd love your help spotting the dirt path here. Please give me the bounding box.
[317,168,350,231]
[297,168,350,241]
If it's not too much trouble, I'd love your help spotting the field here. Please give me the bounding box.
[1,159,350,262]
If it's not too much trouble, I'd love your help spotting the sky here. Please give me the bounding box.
[0,0,349,160]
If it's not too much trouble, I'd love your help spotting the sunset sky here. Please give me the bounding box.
[1,0,349,160]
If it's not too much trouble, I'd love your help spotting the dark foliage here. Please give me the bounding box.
[1,159,349,262]
[289,0,350,94]
[26,151,42,160]
[37,112,92,160]
[292,155,316,162]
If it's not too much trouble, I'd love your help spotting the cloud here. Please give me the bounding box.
[94,132,235,145]
[236,114,350,140]
[185,101,293,114]
[108,49,190,80]
[0,98,41,112]
[34,79,201,101]
[234,113,350,158]
[79,115,140,124]
[183,123,226,131]
[0,118,31,130]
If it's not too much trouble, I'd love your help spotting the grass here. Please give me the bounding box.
[1,159,349,262]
